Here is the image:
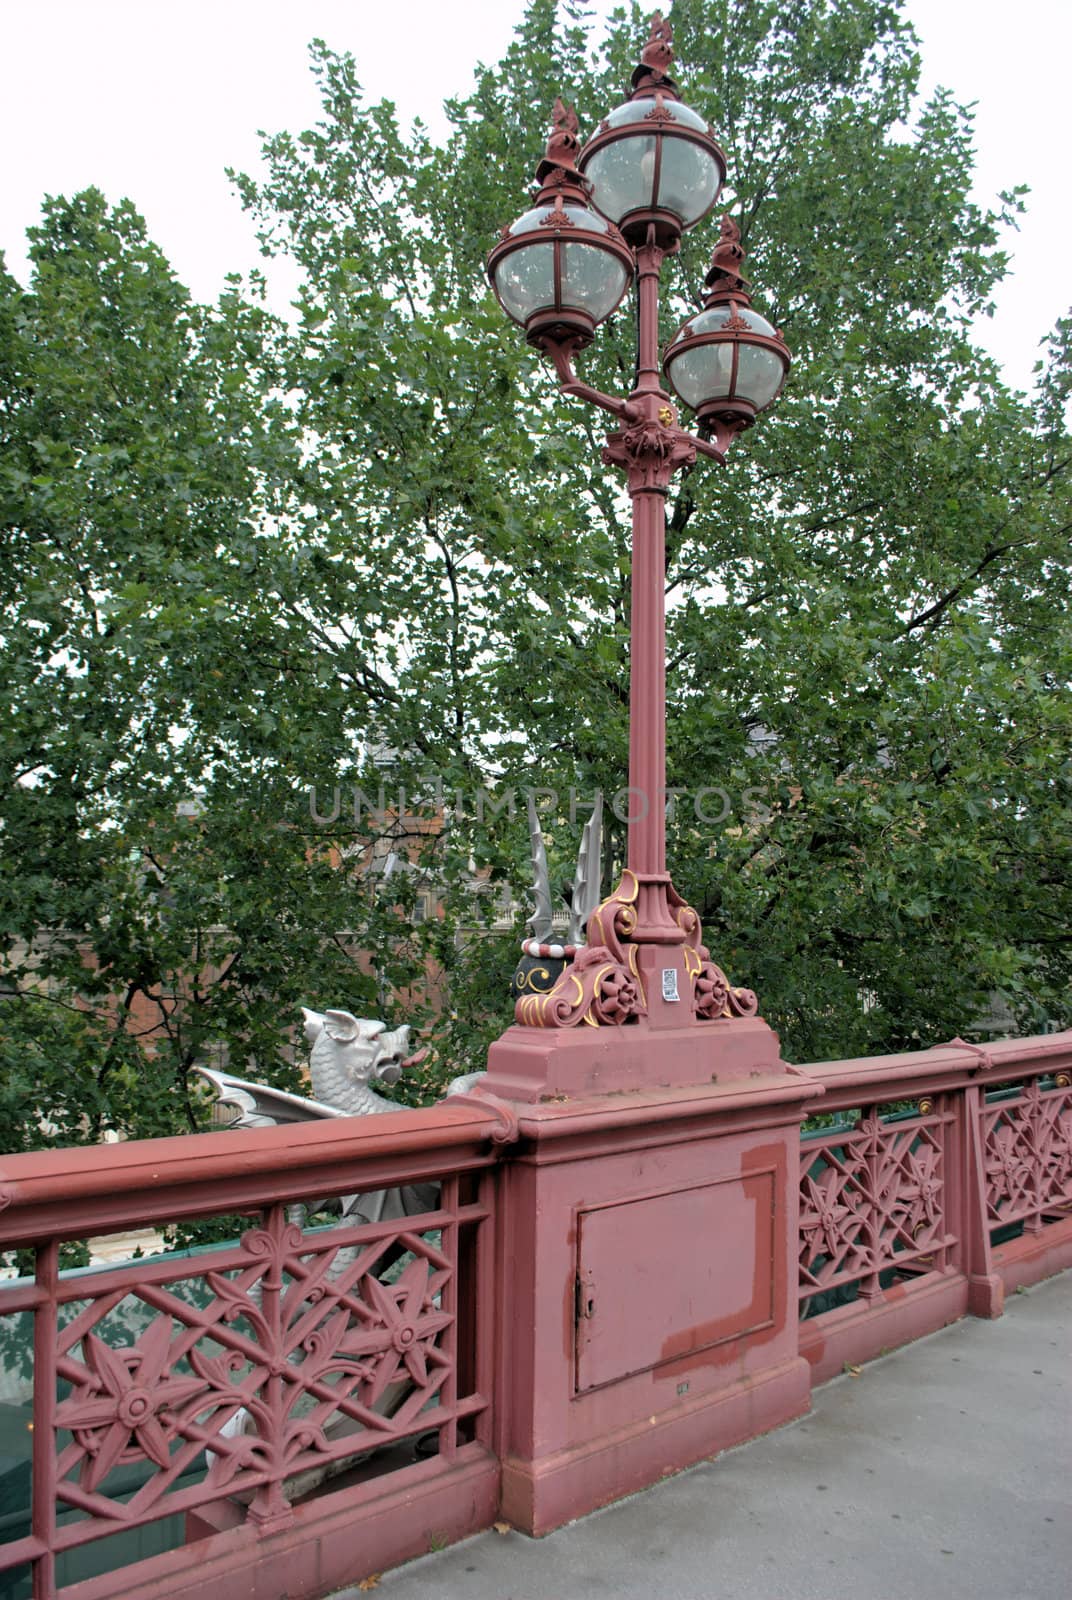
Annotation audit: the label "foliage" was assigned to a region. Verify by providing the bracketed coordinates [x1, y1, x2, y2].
[0, 0, 1068, 1150]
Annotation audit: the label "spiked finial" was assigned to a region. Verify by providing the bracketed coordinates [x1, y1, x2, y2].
[631, 10, 678, 93]
[535, 98, 585, 187]
[524, 794, 555, 942]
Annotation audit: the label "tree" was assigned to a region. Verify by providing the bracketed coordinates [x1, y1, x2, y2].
[1, 1, 1068, 1151]
[0, 191, 446, 1150]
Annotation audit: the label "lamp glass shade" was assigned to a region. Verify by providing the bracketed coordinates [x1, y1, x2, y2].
[735, 343, 787, 411]
[665, 305, 786, 412]
[561, 244, 629, 323]
[491, 203, 628, 328]
[494, 244, 555, 323]
[582, 99, 721, 229]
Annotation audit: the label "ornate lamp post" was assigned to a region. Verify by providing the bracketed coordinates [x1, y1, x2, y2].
[485, 13, 791, 1095]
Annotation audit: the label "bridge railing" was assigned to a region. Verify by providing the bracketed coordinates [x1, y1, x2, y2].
[797, 1033, 1072, 1381]
[1, 1033, 1069, 1598]
[0, 1095, 516, 1600]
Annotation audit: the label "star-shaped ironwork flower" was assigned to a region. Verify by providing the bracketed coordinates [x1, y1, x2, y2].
[332, 1258, 452, 1406]
[986, 1126, 1030, 1203]
[57, 1317, 205, 1492]
[801, 1168, 857, 1260]
[899, 1143, 942, 1229]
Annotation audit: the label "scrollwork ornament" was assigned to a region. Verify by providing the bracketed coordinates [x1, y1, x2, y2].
[585, 870, 640, 967]
[603, 420, 697, 493]
[445, 1089, 521, 1145]
[667, 883, 759, 1020]
[515, 942, 642, 1029]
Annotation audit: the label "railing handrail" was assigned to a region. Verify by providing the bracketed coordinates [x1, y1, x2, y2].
[0, 1093, 518, 1247]
[797, 1029, 1072, 1106]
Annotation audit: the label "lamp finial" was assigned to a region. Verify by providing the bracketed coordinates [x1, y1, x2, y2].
[631, 11, 678, 94]
[535, 99, 585, 188]
[704, 216, 752, 297]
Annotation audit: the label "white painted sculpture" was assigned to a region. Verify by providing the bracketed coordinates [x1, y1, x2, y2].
[195, 1007, 483, 1224]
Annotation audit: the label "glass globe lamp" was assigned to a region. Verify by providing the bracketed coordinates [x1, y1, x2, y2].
[488, 101, 634, 350]
[577, 17, 725, 246]
[664, 218, 791, 430]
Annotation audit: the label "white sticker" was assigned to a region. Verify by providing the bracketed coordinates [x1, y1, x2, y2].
[661, 967, 680, 1002]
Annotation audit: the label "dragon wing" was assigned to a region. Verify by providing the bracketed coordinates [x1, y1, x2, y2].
[567, 792, 604, 945]
[195, 1066, 346, 1130]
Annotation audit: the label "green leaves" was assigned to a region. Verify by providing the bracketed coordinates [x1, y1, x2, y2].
[1, 2, 1069, 1151]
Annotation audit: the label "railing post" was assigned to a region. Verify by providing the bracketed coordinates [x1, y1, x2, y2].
[958, 1082, 1002, 1319]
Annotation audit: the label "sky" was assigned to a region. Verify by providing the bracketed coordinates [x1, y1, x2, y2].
[1, 0, 1068, 394]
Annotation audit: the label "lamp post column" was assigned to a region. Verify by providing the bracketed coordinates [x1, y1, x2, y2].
[604, 239, 695, 942]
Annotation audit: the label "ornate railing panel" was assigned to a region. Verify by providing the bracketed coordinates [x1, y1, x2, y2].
[982, 1074, 1072, 1240]
[0, 1100, 512, 1600]
[798, 1035, 1072, 1350]
[799, 1099, 953, 1318]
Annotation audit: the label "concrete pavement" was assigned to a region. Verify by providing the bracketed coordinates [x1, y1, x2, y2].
[335, 1271, 1071, 1600]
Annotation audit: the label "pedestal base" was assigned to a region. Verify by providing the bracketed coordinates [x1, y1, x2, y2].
[484, 1014, 786, 1102]
[501, 1354, 811, 1536]
[491, 1069, 823, 1539]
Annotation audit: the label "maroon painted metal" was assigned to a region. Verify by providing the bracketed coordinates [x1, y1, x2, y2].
[664, 217, 791, 430]
[0, 1032, 1068, 1591]
[0, 1096, 516, 1247]
[0, 1104, 514, 1600]
[485, 16, 792, 1094]
[799, 1099, 955, 1313]
[794, 1031, 1072, 1382]
[980, 1071, 1072, 1235]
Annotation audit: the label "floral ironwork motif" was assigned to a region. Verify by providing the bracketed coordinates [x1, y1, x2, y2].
[799, 1101, 949, 1314]
[56, 1318, 204, 1492]
[981, 1076, 1072, 1235]
[48, 1195, 479, 1536]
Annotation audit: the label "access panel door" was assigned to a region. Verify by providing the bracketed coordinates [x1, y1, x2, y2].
[575, 1170, 776, 1393]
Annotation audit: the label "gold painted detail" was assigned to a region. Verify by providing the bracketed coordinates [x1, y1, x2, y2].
[668, 883, 760, 1021]
[627, 940, 647, 1011]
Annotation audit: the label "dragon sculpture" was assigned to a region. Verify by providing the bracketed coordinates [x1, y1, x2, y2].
[196, 1008, 466, 1223]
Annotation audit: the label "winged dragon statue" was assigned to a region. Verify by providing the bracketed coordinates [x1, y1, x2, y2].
[196, 1008, 480, 1224]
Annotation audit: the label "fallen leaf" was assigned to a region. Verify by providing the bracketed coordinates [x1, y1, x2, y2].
[357, 1578, 381, 1591]
[493, 1522, 512, 1535]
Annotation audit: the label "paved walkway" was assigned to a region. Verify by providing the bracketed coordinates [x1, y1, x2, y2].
[337, 1272, 1071, 1600]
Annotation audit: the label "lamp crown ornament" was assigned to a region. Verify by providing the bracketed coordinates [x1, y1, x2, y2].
[632, 10, 678, 95]
[535, 98, 583, 186]
[706, 215, 750, 295]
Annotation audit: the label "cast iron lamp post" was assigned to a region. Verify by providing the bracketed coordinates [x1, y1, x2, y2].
[486, 12, 791, 1041]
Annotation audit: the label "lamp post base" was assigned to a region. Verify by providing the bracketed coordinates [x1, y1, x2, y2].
[483, 1009, 787, 1103]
